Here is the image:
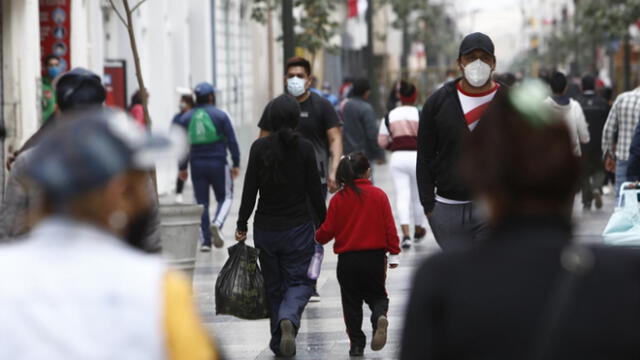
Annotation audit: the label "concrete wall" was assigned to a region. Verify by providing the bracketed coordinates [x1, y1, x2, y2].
[2, 0, 41, 151]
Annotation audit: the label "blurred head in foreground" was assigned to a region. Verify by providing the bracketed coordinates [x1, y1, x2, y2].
[25, 109, 173, 249]
[461, 80, 580, 224]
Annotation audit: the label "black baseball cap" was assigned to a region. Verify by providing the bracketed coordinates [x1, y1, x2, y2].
[459, 32, 495, 57]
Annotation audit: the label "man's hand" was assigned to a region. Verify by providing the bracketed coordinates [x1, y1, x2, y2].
[389, 263, 399, 269]
[178, 170, 189, 181]
[604, 153, 616, 172]
[231, 167, 240, 180]
[328, 175, 339, 194]
[375, 157, 386, 166]
[425, 212, 432, 218]
[235, 230, 247, 242]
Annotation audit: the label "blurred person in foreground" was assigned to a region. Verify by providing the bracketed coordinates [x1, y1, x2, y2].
[417, 32, 506, 251]
[602, 81, 640, 198]
[236, 94, 326, 357]
[0, 110, 219, 359]
[401, 80, 640, 360]
[0, 69, 161, 251]
[575, 75, 610, 210]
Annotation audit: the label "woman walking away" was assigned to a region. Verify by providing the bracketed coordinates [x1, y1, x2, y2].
[316, 152, 401, 357]
[401, 81, 640, 360]
[378, 81, 427, 249]
[235, 94, 326, 358]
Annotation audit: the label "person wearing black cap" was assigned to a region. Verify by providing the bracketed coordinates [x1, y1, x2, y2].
[0, 68, 113, 242]
[416, 32, 507, 251]
[0, 109, 220, 359]
[175, 82, 241, 251]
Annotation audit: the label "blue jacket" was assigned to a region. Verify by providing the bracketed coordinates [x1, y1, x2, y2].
[174, 104, 240, 169]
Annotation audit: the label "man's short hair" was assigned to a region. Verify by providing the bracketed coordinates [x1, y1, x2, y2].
[285, 56, 312, 76]
[549, 71, 567, 94]
[581, 75, 596, 91]
[351, 78, 370, 97]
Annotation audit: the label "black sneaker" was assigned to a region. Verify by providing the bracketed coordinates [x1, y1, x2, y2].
[401, 236, 412, 249]
[594, 192, 603, 209]
[349, 345, 364, 357]
[414, 226, 427, 242]
[371, 316, 388, 351]
[279, 320, 296, 357]
[309, 288, 321, 303]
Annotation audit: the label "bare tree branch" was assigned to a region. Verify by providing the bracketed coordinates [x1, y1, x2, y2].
[108, 0, 128, 27]
[131, 0, 151, 13]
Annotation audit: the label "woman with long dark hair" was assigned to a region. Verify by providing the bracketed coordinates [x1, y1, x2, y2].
[235, 94, 326, 358]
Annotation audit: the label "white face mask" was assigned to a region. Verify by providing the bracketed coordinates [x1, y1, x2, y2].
[287, 77, 307, 97]
[463, 59, 492, 88]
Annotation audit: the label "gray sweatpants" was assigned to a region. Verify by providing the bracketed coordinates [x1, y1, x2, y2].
[427, 201, 488, 251]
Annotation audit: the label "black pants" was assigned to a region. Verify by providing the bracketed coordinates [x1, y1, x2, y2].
[581, 153, 606, 206]
[337, 249, 389, 348]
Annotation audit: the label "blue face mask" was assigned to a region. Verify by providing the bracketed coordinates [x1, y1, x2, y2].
[47, 66, 61, 79]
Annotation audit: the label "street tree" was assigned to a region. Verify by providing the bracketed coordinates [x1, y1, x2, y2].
[251, 0, 341, 66]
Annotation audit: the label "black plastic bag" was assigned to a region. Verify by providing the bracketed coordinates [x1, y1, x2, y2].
[215, 242, 269, 320]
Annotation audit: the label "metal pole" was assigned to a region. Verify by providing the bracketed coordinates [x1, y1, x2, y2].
[282, 0, 294, 64]
[365, 0, 380, 115]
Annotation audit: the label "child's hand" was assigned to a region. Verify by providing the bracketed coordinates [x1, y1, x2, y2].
[388, 254, 399, 269]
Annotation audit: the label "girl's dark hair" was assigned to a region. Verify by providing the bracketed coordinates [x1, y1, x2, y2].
[336, 152, 370, 196]
[460, 89, 580, 222]
[261, 94, 301, 183]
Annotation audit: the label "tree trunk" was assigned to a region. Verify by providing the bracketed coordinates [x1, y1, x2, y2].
[400, 20, 410, 80]
[122, 0, 151, 128]
[365, 0, 380, 115]
[282, 0, 295, 64]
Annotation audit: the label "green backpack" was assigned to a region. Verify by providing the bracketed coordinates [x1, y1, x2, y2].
[188, 108, 223, 145]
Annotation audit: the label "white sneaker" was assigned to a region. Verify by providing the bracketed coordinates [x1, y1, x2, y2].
[401, 236, 412, 249]
[211, 225, 225, 248]
[200, 245, 211, 252]
[175, 194, 184, 204]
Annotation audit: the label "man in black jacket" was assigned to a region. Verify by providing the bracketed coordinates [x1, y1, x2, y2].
[417, 32, 507, 250]
[575, 75, 610, 210]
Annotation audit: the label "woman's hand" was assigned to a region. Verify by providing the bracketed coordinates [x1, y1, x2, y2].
[235, 230, 247, 242]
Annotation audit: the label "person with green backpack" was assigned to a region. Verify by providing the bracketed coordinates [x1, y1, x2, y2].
[175, 82, 240, 251]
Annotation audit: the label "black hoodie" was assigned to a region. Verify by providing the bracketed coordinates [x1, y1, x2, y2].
[417, 79, 507, 213]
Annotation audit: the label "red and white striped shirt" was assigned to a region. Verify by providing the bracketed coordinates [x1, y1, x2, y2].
[457, 82, 499, 131]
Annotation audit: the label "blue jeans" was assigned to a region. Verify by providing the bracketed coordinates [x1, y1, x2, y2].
[615, 159, 630, 200]
[254, 222, 316, 355]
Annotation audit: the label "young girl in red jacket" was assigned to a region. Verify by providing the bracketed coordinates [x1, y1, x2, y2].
[316, 152, 401, 357]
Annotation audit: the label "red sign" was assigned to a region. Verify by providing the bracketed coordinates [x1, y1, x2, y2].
[39, 0, 72, 72]
[104, 60, 128, 109]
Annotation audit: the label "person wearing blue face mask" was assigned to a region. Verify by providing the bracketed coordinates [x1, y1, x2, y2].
[42, 54, 62, 123]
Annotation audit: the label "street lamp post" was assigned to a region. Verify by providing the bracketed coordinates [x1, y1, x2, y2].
[365, 0, 380, 114]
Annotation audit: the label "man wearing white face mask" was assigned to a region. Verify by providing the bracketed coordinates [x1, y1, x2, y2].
[417, 32, 507, 251]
